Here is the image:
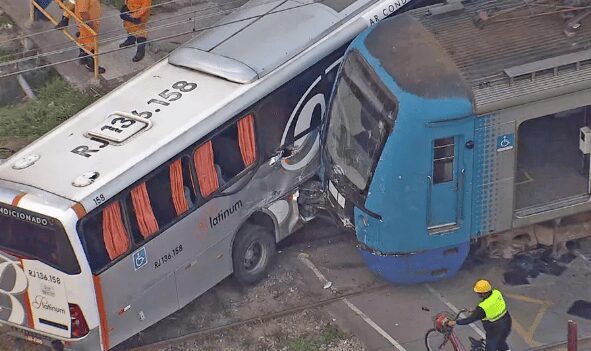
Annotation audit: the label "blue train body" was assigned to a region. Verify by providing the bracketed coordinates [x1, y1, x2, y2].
[323, 0, 591, 284]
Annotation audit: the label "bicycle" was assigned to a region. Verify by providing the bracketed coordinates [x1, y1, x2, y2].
[425, 310, 486, 351]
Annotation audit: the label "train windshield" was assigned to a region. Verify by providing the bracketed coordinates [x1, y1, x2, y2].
[0, 206, 79, 274]
[325, 49, 396, 196]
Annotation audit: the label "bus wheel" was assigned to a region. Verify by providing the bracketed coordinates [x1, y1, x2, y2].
[232, 224, 276, 285]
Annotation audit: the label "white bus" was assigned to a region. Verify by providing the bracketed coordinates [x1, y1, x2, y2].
[0, 0, 433, 349]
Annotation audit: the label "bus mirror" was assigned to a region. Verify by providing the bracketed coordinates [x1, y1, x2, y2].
[281, 147, 293, 159]
[268, 147, 293, 166]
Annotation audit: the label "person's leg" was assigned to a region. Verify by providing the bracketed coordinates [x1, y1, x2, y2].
[55, 2, 74, 28]
[78, 27, 105, 73]
[120, 5, 137, 47]
[485, 334, 500, 351]
[132, 12, 149, 62]
[497, 317, 512, 351]
[133, 37, 146, 62]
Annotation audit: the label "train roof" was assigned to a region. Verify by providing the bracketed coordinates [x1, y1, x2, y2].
[369, 0, 591, 113]
[0, 0, 386, 210]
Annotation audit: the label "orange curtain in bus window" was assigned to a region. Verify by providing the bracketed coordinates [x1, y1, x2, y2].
[170, 159, 189, 215]
[131, 183, 160, 238]
[194, 140, 219, 198]
[102, 201, 130, 260]
[238, 114, 257, 166]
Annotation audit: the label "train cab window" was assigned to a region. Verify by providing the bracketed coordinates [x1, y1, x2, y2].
[433, 137, 454, 184]
[80, 201, 131, 272]
[125, 157, 195, 243]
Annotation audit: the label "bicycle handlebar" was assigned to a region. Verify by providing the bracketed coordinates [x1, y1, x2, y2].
[453, 309, 470, 321]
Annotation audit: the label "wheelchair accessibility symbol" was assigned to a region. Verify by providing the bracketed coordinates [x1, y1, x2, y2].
[133, 247, 147, 271]
[496, 133, 514, 152]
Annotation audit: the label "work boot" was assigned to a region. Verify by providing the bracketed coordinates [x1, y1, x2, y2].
[119, 36, 136, 48]
[82, 51, 106, 74]
[78, 49, 89, 65]
[55, 16, 69, 29]
[132, 37, 146, 62]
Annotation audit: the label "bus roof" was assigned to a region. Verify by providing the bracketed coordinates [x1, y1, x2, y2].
[0, 0, 372, 210]
[374, 0, 591, 113]
[169, 0, 351, 83]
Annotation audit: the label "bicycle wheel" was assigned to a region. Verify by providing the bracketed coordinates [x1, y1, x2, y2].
[425, 328, 456, 351]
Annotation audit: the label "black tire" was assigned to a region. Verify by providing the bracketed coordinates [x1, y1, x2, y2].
[232, 224, 276, 285]
[425, 328, 454, 351]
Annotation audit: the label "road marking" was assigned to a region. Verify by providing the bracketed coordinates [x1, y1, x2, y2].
[504, 292, 550, 347]
[504, 293, 552, 306]
[297, 253, 407, 351]
[424, 284, 486, 339]
[512, 318, 541, 347]
[342, 298, 408, 351]
[298, 252, 332, 287]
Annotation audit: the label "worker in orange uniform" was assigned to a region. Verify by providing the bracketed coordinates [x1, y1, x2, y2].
[55, 0, 76, 29]
[119, 0, 151, 62]
[75, 0, 105, 73]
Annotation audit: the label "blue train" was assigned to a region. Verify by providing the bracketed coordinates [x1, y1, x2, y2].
[322, 0, 591, 284]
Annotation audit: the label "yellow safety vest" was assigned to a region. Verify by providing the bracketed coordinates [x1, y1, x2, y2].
[478, 289, 507, 322]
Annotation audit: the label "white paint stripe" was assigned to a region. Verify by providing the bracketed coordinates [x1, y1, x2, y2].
[342, 298, 408, 351]
[297, 253, 407, 351]
[425, 284, 486, 339]
[297, 253, 331, 286]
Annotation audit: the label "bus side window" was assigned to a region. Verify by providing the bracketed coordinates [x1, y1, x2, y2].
[211, 114, 257, 183]
[125, 158, 195, 243]
[80, 201, 131, 272]
[194, 140, 219, 198]
[170, 156, 197, 210]
[433, 137, 454, 183]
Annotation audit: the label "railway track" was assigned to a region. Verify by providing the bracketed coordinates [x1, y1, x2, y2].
[129, 282, 390, 351]
[119, 214, 360, 350]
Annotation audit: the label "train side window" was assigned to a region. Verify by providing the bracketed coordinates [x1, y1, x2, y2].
[433, 137, 454, 184]
[79, 201, 131, 272]
[125, 157, 195, 243]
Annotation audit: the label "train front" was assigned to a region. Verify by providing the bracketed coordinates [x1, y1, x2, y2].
[322, 13, 476, 284]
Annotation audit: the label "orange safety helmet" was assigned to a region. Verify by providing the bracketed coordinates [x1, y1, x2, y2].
[473, 279, 492, 293]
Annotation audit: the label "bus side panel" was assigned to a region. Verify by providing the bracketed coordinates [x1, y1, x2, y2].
[98, 230, 182, 348]
[97, 44, 351, 349]
[175, 47, 352, 310]
[174, 195, 238, 308]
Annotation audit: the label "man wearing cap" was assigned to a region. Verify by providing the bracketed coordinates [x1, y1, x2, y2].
[447, 279, 512, 351]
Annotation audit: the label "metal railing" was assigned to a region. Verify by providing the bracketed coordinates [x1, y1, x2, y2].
[29, 0, 100, 78]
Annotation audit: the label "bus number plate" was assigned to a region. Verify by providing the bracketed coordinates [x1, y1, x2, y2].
[88, 114, 147, 143]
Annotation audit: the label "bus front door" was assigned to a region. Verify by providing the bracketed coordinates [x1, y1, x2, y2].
[427, 119, 474, 234]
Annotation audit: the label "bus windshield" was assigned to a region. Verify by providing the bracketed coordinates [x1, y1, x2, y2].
[325, 49, 397, 195]
[0, 206, 80, 274]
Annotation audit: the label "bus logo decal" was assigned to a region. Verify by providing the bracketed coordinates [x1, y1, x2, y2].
[280, 58, 340, 172]
[209, 200, 243, 229]
[31, 295, 66, 315]
[0, 255, 29, 325]
[133, 247, 148, 271]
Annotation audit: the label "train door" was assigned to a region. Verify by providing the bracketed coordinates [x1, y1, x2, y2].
[427, 118, 474, 233]
[516, 107, 590, 212]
